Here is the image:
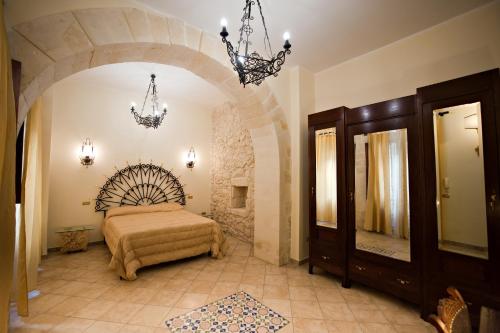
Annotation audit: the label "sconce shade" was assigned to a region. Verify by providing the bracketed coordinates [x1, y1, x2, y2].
[186, 147, 196, 169]
[80, 138, 95, 167]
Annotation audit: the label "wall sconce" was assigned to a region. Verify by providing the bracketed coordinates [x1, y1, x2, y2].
[79, 138, 95, 167]
[186, 147, 196, 169]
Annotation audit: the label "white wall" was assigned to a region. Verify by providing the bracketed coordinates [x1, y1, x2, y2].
[45, 77, 214, 248]
[315, 1, 500, 111]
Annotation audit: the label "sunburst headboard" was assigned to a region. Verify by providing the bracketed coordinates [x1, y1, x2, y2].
[95, 162, 186, 213]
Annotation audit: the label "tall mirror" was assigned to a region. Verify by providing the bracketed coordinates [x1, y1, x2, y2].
[315, 127, 337, 229]
[354, 129, 411, 262]
[433, 102, 489, 259]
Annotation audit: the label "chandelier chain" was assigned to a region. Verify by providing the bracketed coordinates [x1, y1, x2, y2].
[256, 0, 274, 58]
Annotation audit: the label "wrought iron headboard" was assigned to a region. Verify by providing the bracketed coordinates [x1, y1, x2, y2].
[95, 162, 186, 213]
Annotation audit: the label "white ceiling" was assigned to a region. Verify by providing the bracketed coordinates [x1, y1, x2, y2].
[137, 0, 493, 72]
[58, 62, 230, 109]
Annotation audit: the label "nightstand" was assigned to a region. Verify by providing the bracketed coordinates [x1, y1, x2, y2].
[55, 225, 95, 253]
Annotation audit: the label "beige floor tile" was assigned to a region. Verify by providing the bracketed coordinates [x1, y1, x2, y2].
[218, 271, 243, 283]
[127, 287, 157, 304]
[228, 255, 248, 265]
[289, 286, 317, 301]
[29, 294, 68, 315]
[162, 278, 192, 291]
[73, 300, 117, 320]
[326, 320, 363, 333]
[49, 317, 95, 333]
[211, 282, 239, 296]
[84, 321, 123, 333]
[288, 276, 313, 287]
[320, 302, 355, 321]
[266, 265, 287, 275]
[349, 303, 388, 323]
[224, 263, 246, 273]
[310, 274, 340, 289]
[263, 285, 289, 300]
[24, 314, 66, 332]
[128, 305, 170, 327]
[238, 284, 264, 299]
[54, 281, 94, 296]
[99, 285, 136, 302]
[241, 274, 265, 285]
[261, 299, 292, 317]
[392, 324, 436, 333]
[119, 324, 157, 333]
[148, 290, 183, 307]
[163, 307, 190, 320]
[196, 270, 221, 282]
[293, 318, 329, 333]
[74, 283, 112, 299]
[359, 323, 397, 333]
[315, 287, 346, 303]
[98, 302, 144, 323]
[382, 309, 424, 326]
[37, 280, 68, 294]
[175, 293, 209, 309]
[341, 288, 374, 304]
[264, 274, 288, 286]
[244, 264, 266, 275]
[173, 268, 201, 281]
[291, 300, 324, 319]
[188, 280, 217, 294]
[46, 296, 92, 316]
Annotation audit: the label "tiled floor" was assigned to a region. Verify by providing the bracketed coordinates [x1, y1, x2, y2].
[9, 236, 435, 333]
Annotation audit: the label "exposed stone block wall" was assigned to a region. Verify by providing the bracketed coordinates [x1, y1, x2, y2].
[211, 103, 255, 242]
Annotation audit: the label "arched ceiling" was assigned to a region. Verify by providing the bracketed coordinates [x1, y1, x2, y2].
[58, 62, 230, 109]
[138, 0, 494, 72]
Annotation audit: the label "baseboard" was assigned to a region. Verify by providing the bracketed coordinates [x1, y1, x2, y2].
[43, 240, 106, 258]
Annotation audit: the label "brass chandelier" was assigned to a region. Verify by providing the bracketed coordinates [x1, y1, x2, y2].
[220, 0, 292, 87]
[130, 74, 167, 129]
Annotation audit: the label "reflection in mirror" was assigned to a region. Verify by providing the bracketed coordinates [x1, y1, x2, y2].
[316, 127, 337, 229]
[354, 129, 411, 262]
[433, 102, 488, 259]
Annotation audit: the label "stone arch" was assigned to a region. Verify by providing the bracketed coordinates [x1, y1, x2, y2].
[9, 7, 291, 265]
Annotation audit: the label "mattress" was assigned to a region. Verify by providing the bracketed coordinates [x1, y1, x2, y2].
[102, 203, 226, 280]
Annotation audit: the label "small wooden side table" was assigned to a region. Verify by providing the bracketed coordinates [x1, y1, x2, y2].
[55, 225, 95, 253]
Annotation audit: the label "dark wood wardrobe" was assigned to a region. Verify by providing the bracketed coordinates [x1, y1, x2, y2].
[308, 68, 500, 320]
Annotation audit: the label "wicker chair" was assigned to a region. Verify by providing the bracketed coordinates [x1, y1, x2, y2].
[429, 287, 472, 333]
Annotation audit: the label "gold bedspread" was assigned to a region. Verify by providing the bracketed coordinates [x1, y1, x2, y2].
[102, 204, 226, 280]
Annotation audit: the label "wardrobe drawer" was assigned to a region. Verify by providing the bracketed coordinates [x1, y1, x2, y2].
[382, 270, 419, 300]
[349, 260, 383, 280]
[310, 241, 342, 274]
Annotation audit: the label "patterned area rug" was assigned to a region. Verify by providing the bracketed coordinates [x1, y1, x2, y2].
[166, 291, 289, 333]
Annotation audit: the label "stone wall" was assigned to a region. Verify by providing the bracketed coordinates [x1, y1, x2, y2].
[211, 103, 255, 243]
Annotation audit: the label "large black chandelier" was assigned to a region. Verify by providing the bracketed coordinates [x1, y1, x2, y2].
[130, 74, 167, 129]
[220, 0, 291, 87]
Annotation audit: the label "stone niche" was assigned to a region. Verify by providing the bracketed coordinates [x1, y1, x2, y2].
[211, 103, 255, 243]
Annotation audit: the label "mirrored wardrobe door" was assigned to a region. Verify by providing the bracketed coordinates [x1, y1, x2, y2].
[432, 102, 489, 259]
[353, 128, 411, 262]
[315, 127, 338, 229]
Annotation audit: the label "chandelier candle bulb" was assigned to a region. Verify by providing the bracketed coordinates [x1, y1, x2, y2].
[220, 17, 228, 27]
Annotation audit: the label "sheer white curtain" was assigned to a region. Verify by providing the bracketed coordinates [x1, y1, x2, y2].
[315, 130, 337, 226]
[0, 2, 17, 330]
[364, 129, 409, 239]
[16, 98, 43, 316]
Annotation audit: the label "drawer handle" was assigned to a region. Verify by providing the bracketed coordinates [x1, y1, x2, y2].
[355, 265, 366, 271]
[396, 278, 410, 285]
[321, 255, 331, 261]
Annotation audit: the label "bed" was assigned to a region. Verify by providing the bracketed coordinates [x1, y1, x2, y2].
[95, 163, 227, 280]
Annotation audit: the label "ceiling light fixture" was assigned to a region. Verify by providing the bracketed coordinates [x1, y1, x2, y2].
[130, 74, 167, 129]
[220, 0, 292, 87]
